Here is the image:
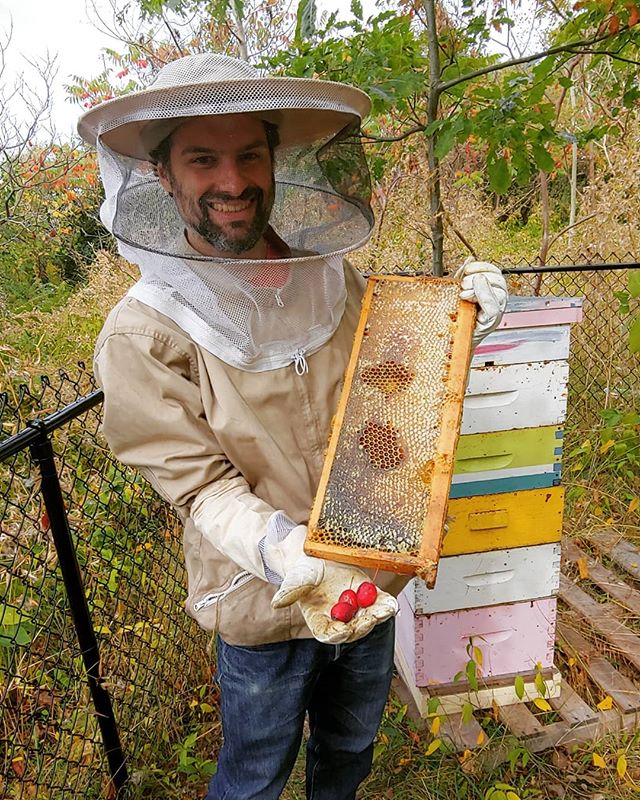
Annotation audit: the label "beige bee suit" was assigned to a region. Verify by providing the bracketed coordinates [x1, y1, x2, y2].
[94, 262, 408, 646]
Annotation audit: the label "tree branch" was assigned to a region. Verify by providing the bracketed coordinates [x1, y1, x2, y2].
[161, 11, 185, 57]
[438, 27, 632, 94]
[578, 48, 640, 65]
[547, 212, 598, 253]
[361, 124, 426, 143]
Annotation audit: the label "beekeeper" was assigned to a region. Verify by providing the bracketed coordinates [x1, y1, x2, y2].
[78, 53, 508, 800]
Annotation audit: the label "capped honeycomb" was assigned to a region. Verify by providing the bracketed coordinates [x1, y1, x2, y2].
[306, 275, 475, 584]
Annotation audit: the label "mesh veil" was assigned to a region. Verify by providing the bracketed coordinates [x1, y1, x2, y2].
[91, 54, 375, 371]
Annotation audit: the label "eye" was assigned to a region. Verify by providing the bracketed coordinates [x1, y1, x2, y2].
[192, 155, 216, 165]
[240, 150, 263, 162]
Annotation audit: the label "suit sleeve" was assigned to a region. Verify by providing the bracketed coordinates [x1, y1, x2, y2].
[94, 328, 282, 580]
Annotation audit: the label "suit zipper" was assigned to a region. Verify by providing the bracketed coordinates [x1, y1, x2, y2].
[193, 571, 254, 612]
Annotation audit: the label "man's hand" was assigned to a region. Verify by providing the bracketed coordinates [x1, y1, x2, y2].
[265, 526, 398, 645]
[454, 258, 508, 348]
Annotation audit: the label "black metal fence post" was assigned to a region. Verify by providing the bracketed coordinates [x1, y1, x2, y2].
[27, 418, 129, 797]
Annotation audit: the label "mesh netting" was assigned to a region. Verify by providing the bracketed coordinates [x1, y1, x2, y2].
[90, 55, 375, 371]
[0, 368, 213, 800]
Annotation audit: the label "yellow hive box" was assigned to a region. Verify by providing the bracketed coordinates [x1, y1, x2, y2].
[305, 275, 476, 585]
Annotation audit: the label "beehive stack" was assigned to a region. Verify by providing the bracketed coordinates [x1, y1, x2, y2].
[306, 275, 476, 582]
[394, 295, 583, 715]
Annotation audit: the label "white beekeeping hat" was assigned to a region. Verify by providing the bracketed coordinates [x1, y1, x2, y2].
[78, 52, 371, 159]
[77, 53, 375, 373]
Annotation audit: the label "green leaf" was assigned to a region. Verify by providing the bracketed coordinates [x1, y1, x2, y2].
[615, 290, 631, 314]
[629, 316, 640, 354]
[427, 697, 441, 715]
[535, 670, 547, 697]
[0, 606, 23, 627]
[558, 75, 573, 89]
[511, 147, 531, 185]
[462, 702, 474, 724]
[372, 742, 385, 762]
[532, 143, 555, 172]
[295, 0, 317, 43]
[466, 658, 479, 691]
[514, 675, 525, 700]
[487, 155, 511, 194]
[350, 0, 363, 20]
[629, 270, 640, 299]
[532, 55, 556, 82]
[434, 123, 458, 160]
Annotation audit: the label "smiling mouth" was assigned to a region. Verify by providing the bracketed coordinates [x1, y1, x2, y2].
[207, 199, 254, 213]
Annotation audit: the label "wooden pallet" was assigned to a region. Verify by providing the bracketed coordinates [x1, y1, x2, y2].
[393, 531, 640, 759]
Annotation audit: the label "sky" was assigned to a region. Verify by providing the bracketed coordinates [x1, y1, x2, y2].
[0, 0, 123, 137]
[0, 0, 375, 139]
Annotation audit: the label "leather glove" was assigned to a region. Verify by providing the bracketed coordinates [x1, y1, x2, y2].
[454, 258, 508, 348]
[266, 526, 398, 645]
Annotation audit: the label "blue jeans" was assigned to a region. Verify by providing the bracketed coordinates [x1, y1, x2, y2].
[206, 618, 395, 800]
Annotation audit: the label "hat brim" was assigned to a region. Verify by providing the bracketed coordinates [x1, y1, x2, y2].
[78, 76, 371, 160]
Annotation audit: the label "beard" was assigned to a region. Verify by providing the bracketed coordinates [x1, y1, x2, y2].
[169, 177, 275, 257]
[196, 185, 274, 255]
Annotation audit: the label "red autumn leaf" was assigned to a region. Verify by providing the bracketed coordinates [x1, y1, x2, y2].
[40, 511, 50, 531]
[609, 14, 621, 33]
[629, 4, 640, 26]
[12, 757, 25, 778]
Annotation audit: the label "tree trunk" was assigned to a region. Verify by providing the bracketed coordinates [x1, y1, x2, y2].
[231, 0, 249, 62]
[535, 169, 550, 295]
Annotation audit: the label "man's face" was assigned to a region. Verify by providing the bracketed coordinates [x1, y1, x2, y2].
[157, 114, 275, 258]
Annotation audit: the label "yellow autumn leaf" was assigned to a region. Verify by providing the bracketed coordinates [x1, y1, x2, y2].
[506, 793, 521, 800]
[605, 517, 614, 525]
[430, 716, 441, 736]
[577, 557, 589, 579]
[628, 498, 640, 515]
[476, 729, 486, 745]
[425, 739, 442, 756]
[473, 645, 484, 667]
[593, 752, 606, 768]
[594, 505, 604, 517]
[568, 657, 576, 667]
[597, 695, 614, 710]
[600, 439, 615, 454]
[533, 697, 552, 712]
[617, 754, 628, 778]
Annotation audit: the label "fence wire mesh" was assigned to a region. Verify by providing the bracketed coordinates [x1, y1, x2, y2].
[0, 368, 213, 800]
[0, 261, 638, 799]
[501, 264, 638, 430]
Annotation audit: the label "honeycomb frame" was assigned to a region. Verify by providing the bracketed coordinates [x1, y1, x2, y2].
[305, 275, 476, 586]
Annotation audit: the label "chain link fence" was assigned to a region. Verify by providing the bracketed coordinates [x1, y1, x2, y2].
[1, 369, 215, 800]
[0, 261, 638, 798]
[500, 263, 638, 430]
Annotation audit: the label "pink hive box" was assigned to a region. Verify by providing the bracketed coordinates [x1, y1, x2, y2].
[396, 592, 557, 687]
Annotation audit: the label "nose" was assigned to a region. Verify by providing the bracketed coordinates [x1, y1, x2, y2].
[213, 157, 248, 198]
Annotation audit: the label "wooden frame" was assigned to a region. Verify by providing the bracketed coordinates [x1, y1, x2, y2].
[305, 275, 476, 585]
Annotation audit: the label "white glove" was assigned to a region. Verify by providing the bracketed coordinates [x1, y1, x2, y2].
[266, 526, 398, 645]
[454, 258, 508, 348]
